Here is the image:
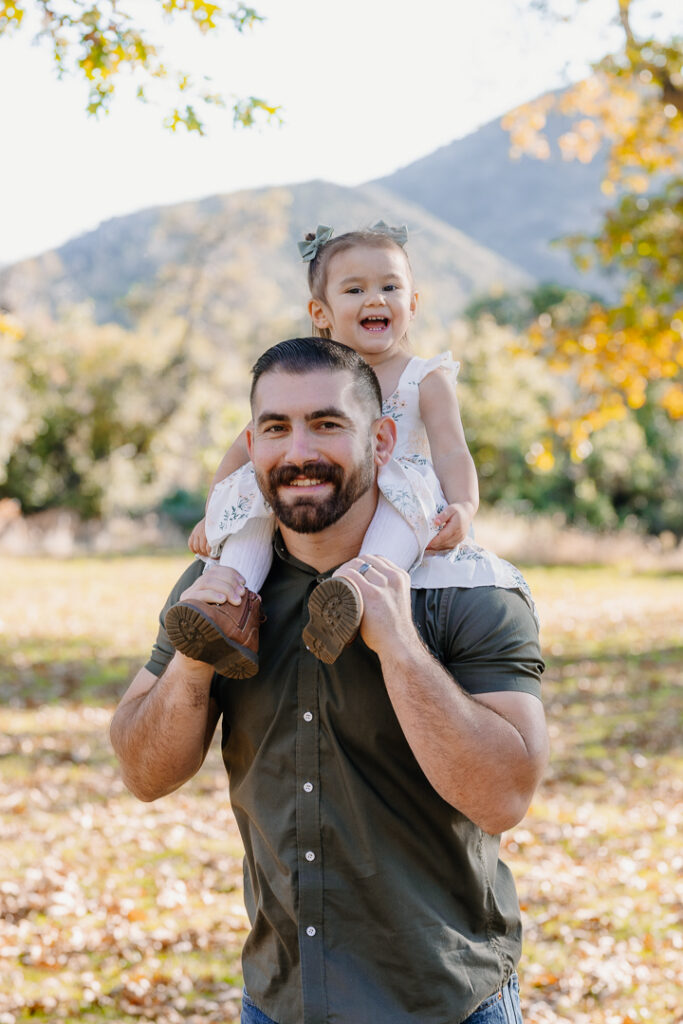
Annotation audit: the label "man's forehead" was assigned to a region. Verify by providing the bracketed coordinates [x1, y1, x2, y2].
[252, 367, 361, 416]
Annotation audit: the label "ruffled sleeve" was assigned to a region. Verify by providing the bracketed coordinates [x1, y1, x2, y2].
[407, 351, 459, 386]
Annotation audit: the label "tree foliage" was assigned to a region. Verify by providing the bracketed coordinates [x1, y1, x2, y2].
[501, 0, 683, 462]
[0, 307, 199, 517]
[2, 304, 681, 533]
[0, 0, 280, 132]
[455, 319, 683, 535]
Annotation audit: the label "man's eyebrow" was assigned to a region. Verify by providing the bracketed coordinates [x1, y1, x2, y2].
[256, 411, 290, 426]
[306, 406, 351, 422]
[256, 407, 351, 426]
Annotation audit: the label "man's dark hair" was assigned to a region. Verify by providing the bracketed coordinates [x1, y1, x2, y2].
[250, 337, 383, 418]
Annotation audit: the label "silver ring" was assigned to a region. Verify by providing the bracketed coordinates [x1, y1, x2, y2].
[357, 562, 371, 575]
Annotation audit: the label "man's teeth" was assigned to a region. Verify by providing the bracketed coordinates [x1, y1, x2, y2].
[289, 478, 323, 486]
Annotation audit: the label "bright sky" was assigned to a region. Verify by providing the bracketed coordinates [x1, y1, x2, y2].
[1, 0, 680, 265]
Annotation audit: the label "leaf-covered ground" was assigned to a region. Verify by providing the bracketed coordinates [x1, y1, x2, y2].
[0, 555, 681, 1023]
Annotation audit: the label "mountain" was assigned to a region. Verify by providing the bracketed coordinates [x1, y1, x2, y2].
[374, 105, 612, 294]
[0, 180, 531, 333]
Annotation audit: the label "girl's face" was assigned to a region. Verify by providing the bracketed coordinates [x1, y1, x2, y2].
[308, 244, 418, 363]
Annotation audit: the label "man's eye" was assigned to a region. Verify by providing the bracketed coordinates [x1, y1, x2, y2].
[263, 424, 286, 434]
[318, 421, 341, 430]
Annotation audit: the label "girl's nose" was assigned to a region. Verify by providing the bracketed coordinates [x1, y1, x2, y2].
[366, 290, 387, 306]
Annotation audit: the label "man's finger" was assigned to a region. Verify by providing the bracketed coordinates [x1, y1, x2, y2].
[348, 556, 385, 580]
[352, 554, 408, 584]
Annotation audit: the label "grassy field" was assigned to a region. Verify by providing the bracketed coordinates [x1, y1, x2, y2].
[0, 554, 681, 1023]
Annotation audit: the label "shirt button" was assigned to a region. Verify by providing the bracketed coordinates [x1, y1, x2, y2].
[303, 782, 313, 793]
[306, 925, 316, 937]
[303, 712, 313, 722]
[305, 850, 316, 862]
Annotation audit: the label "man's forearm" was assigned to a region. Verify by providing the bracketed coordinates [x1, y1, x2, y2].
[110, 656, 217, 802]
[377, 638, 547, 834]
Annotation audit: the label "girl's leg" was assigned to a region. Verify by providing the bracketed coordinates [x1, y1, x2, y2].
[351, 493, 421, 571]
[218, 515, 275, 593]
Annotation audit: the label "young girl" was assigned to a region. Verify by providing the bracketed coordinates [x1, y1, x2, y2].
[165, 223, 530, 676]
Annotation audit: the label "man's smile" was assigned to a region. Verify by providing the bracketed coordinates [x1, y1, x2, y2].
[283, 477, 330, 490]
[269, 461, 345, 497]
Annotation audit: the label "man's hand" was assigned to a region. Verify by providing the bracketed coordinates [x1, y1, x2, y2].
[181, 565, 246, 607]
[426, 502, 474, 551]
[188, 517, 211, 557]
[339, 555, 418, 658]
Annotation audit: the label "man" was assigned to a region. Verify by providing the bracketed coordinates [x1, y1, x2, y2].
[110, 337, 548, 1024]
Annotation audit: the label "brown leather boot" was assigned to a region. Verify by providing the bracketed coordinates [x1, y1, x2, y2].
[302, 577, 363, 664]
[164, 589, 263, 679]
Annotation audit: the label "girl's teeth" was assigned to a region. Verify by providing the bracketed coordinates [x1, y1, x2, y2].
[362, 317, 388, 331]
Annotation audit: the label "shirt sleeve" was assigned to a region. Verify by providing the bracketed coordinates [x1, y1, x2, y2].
[144, 559, 205, 677]
[412, 586, 544, 699]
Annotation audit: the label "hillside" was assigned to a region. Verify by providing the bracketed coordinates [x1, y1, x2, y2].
[0, 180, 531, 333]
[375, 105, 611, 294]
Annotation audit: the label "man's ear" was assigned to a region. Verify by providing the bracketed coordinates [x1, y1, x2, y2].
[308, 298, 332, 330]
[373, 415, 397, 467]
[245, 421, 254, 460]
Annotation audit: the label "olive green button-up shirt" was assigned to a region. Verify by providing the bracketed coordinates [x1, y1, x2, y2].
[147, 537, 544, 1024]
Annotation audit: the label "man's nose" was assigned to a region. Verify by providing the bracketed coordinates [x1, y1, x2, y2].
[284, 425, 317, 463]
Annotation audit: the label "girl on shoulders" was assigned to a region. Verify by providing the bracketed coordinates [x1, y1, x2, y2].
[166, 224, 483, 675]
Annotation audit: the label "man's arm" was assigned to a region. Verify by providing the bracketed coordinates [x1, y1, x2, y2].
[350, 555, 549, 834]
[110, 566, 243, 801]
[110, 658, 220, 802]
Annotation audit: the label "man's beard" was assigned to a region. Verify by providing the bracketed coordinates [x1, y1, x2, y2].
[256, 452, 375, 533]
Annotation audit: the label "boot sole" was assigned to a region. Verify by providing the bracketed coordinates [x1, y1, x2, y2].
[302, 578, 362, 664]
[165, 602, 259, 679]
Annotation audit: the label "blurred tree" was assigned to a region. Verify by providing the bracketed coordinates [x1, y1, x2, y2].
[502, 0, 682, 464]
[3, 305, 680, 534]
[0, 307, 199, 517]
[455, 319, 683, 535]
[464, 282, 598, 332]
[0, 312, 32, 474]
[0, 0, 280, 132]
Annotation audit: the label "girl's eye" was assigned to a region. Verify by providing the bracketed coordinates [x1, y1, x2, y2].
[346, 287, 362, 294]
[383, 284, 398, 292]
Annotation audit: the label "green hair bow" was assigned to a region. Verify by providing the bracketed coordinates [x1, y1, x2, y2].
[370, 220, 409, 246]
[298, 225, 334, 262]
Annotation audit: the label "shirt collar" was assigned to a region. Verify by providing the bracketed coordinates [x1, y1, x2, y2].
[272, 529, 340, 578]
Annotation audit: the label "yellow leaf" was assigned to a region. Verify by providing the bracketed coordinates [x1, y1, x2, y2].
[660, 384, 683, 419]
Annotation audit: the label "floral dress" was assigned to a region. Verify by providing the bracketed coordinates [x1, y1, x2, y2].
[204, 352, 534, 608]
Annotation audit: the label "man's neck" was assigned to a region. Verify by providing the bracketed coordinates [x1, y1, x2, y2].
[276, 486, 379, 572]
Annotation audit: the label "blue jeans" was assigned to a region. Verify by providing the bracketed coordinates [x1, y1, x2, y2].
[241, 974, 523, 1023]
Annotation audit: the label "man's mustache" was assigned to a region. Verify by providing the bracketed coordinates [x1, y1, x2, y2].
[269, 461, 344, 489]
